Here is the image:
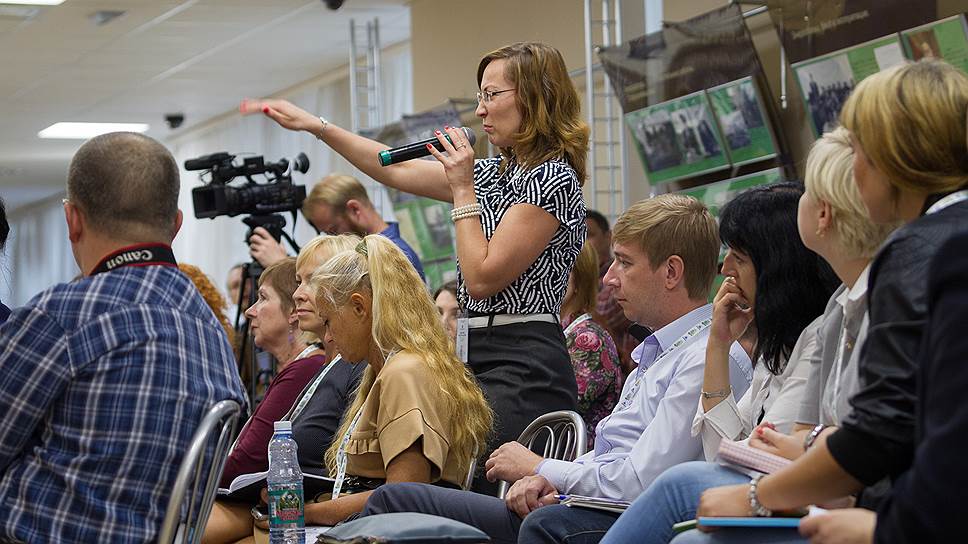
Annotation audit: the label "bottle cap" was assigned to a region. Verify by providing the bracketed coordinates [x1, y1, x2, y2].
[273, 420, 292, 432]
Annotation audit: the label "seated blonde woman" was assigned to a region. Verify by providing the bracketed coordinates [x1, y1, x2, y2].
[299, 234, 493, 526]
[204, 235, 362, 544]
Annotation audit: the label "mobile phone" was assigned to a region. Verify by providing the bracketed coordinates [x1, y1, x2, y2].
[250, 504, 269, 522]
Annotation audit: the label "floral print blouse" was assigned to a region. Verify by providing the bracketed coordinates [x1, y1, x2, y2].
[562, 313, 623, 445]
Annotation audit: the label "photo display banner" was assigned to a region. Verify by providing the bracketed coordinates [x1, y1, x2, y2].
[767, 0, 937, 65]
[625, 91, 730, 185]
[900, 14, 968, 73]
[625, 76, 780, 186]
[792, 34, 906, 137]
[706, 77, 779, 167]
[598, 4, 761, 112]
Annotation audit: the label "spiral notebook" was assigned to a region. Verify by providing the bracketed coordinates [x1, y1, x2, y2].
[717, 440, 792, 475]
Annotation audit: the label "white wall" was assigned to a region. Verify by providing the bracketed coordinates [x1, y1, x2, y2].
[1, 42, 413, 307]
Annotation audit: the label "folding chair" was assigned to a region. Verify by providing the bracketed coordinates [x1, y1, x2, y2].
[157, 399, 242, 544]
[496, 410, 587, 498]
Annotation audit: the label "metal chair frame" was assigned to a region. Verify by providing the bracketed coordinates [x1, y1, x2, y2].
[157, 399, 242, 544]
[496, 410, 587, 498]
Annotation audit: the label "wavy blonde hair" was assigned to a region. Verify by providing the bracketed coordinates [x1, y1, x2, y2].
[804, 128, 897, 258]
[478, 42, 590, 183]
[295, 234, 361, 344]
[313, 235, 492, 478]
[840, 60, 968, 196]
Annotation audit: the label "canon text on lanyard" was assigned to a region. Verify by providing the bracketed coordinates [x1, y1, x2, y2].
[90, 243, 178, 276]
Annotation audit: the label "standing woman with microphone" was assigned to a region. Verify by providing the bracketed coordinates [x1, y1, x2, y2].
[243, 42, 588, 490]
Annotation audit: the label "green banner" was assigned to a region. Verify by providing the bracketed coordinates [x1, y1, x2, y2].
[793, 34, 905, 137]
[901, 14, 968, 74]
[678, 168, 783, 220]
[706, 78, 777, 166]
[626, 91, 730, 185]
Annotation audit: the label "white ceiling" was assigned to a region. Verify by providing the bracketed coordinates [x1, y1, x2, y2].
[0, 0, 410, 212]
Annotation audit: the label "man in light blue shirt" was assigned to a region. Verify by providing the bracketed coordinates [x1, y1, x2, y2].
[359, 195, 753, 544]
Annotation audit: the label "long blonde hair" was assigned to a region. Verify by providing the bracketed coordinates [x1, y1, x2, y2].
[313, 235, 493, 477]
[478, 42, 590, 183]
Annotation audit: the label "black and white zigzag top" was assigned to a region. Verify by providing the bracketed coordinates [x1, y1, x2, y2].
[458, 156, 586, 315]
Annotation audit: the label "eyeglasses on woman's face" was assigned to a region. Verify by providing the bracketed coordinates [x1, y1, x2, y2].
[476, 88, 516, 104]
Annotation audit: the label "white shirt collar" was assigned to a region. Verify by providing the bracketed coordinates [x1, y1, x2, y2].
[651, 303, 714, 351]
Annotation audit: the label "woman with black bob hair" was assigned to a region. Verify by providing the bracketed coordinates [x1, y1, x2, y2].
[694, 181, 839, 458]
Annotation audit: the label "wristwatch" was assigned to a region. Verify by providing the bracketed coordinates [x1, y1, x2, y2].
[803, 424, 827, 450]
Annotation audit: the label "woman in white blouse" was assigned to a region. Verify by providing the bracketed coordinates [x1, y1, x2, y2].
[695, 182, 839, 459]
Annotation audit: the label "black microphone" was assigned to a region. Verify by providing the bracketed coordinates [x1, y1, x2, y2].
[378, 127, 477, 166]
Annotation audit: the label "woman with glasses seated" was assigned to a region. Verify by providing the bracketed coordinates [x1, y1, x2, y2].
[242, 41, 589, 492]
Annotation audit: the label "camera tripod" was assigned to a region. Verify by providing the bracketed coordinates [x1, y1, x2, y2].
[233, 214, 301, 405]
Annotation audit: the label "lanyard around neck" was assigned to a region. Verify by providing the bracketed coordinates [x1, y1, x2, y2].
[89, 243, 177, 276]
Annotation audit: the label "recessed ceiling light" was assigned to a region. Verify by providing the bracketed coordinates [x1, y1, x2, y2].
[0, 1, 65, 5]
[38, 122, 150, 139]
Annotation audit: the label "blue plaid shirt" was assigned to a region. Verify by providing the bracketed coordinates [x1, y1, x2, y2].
[0, 264, 246, 543]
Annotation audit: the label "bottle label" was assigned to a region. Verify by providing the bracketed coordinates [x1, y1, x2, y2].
[268, 485, 305, 527]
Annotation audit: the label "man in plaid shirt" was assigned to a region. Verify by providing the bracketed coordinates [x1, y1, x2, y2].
[0, 132, 246, 542]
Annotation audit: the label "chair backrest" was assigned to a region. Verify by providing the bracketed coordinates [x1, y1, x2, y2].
[496, 410, 587, 498]
[157, 399, 242, 544]
[462, 448, 479, 491]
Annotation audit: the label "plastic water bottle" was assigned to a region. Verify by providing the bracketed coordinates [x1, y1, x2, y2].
[267, 420, 305, 544]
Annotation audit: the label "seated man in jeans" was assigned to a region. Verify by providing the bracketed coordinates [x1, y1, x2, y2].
[360, 195, 754, 544]
[0, 132, 246, 542]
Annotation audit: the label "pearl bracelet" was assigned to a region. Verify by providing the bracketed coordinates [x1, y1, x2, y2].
[450, 204, 482, 222]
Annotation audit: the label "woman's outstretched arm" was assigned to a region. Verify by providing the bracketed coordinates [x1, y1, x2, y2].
[241, 98, 454, 202]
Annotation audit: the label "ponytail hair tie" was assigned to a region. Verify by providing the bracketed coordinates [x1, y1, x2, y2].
[355, 240, 368, 257]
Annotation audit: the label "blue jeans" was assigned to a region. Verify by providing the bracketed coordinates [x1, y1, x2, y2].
[518, 504, 620, 543]
[600, 462, 748, 544]
[671, 528, 805, 544]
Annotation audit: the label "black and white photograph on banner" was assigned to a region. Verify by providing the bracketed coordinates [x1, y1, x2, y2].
[627, 90, 728, 184]
[629, 108, 682, 173]
[670, 104, 722, 165]
[717, 80, 764, 149]
[795, 54, 855, 136]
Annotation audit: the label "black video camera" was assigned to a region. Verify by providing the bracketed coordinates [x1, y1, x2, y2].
[186, 152, 310, 219]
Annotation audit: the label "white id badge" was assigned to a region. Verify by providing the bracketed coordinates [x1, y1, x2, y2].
[456, 309, 469, 363]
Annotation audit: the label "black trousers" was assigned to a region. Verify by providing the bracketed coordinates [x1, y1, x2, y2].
[467, 319, 578, 494]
